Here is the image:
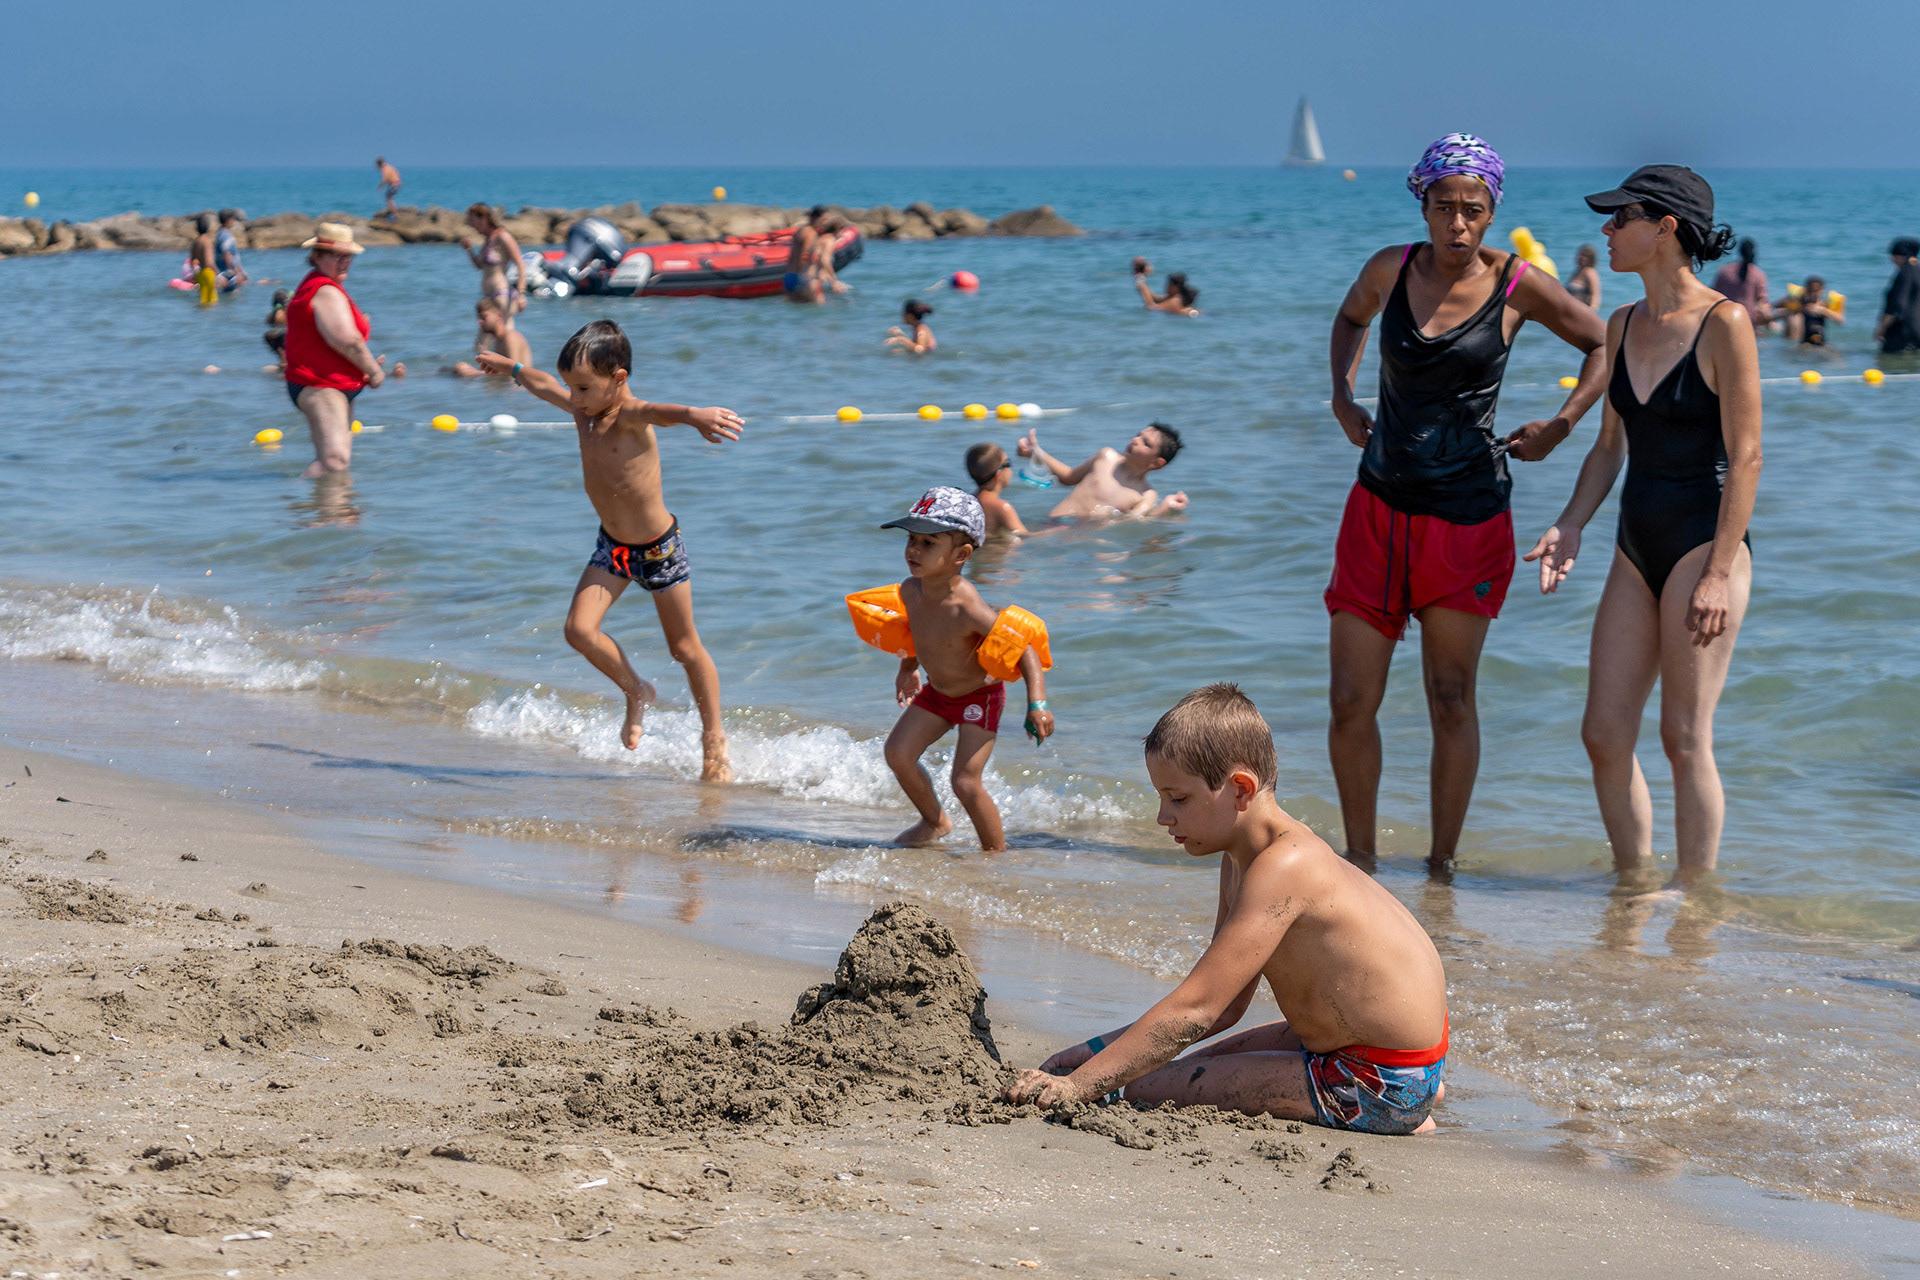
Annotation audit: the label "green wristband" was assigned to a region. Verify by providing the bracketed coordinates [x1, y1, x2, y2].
[1085, 1035, 1104, 1053]
[1028, 699, 1049, 710]
[511, 362, 524, 381]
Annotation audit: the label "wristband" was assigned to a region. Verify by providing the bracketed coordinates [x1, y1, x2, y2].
[1085, 1035, 1104, 1053]
[1028, 699, 1049, 710]
[510, 362, 523, 382]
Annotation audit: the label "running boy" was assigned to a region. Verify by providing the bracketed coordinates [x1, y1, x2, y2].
[1007, 684, 1449, 1135]
[477, 320, 742, 781]
[1017, 422, 1188, 520]
[966, 442, 1028, 537]
[877, 486, 1054, 850]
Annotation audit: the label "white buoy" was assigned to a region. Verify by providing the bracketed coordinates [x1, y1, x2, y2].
[489, 413, 519, 430]
[1018, 402, 1043, 418]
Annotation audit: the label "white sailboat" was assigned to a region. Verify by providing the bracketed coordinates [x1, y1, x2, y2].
[1285, 96, 1325, 167]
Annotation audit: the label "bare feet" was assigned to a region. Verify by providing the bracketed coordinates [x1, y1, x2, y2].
[700, 733, 733, 783]
[620, 681, 657, 750]
[894, 814, 953, 847]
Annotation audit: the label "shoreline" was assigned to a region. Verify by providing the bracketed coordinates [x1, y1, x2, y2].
[0, 741, 1901, 1277]
[0, 201, 1082, 259]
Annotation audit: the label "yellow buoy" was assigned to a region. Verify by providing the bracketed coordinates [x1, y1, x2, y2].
[1341, 169, 1357, 182]
[253, 428, 283, 446]
[431, 413, 461, 432]
[962, 403, 988, 419]
[995, 403, 1020, 420]
[1558, 375, 1578, 390]
[836, 405, 862, 423]
[918, 404, 943, 421]
[711, 186, 727, 201]
[1800, 370, 1822, 385]
[350, 419, 363, 433]
[1863, 368, 1885, 385]
[23, 191, 39, 208]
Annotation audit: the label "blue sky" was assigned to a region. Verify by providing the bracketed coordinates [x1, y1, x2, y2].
[5, 0, 1909, 167]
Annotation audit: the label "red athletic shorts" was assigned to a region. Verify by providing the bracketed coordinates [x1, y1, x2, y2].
[1324, 483, 1515, 640]
[911, 681, 1005, 733]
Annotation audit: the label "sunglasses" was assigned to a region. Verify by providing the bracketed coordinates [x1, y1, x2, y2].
[1605, 206, 1657, 232]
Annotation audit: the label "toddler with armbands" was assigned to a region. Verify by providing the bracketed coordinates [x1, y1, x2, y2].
[849, 486, 1055, 851]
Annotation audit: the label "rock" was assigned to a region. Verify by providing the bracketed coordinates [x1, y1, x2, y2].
[937, 208, 990, 237]
[989, 205, 1083, 237]
[43, 221, 76, 252]
[0, 219, 37, 254]
[648, 204, 721, 242]
[892, 207, 938, 241]
[704, 204, 793, 238]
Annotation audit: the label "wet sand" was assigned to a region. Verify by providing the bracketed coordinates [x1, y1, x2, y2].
[0, 748, 1874, 1278]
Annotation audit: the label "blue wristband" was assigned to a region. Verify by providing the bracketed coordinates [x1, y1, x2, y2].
[1085, 1035, 1105, 1053]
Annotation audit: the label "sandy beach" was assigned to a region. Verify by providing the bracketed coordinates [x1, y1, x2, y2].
[0, 745, 1877, 1279]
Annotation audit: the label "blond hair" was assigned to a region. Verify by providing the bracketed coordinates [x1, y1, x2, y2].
[1143, 683, 1277, 791]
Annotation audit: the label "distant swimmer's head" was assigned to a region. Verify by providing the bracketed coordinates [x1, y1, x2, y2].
[557, 319, 632, 414]
[196, 212, 215, 234]
[883, 486, 987, 576]
[1167, 273, 1199, 307]
[1575, 243, 1597, 270]
[808, 204, 830, 226]
[903, 298, 934, 324]
[1143, 683, 1278, 856]
[465, 203, 502, 233]
[1890, 237, 1920, 263]
[1125, 421, 1183, 472]
[965, 441, 1010, 487]
[475, 297, 510, 335]
[270, 288, 291, 307]
[1804, 275, 1826, 297]
[1587, 165, 1735, 273]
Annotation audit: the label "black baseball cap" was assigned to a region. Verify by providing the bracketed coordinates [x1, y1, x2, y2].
[1890, 237, 1920, 258]
[1585, 165, 1715, 241]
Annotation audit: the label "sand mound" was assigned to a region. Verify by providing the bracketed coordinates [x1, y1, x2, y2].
[15, 873, 141, 924]
[507, 902, 1005, 1135]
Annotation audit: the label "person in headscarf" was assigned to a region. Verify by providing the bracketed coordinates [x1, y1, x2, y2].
[1321, 133, 1607, 874]
[1876, 236, 1920, 356]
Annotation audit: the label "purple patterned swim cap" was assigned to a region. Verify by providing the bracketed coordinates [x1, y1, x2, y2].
[1407, 134, 1505, 206]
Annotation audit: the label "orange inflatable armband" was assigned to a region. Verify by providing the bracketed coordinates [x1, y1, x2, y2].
[847, 585, 914, 657]
[975, 606, 1051, 682]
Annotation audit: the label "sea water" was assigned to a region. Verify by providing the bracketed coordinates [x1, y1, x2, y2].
[2, 164, 1918, 1217]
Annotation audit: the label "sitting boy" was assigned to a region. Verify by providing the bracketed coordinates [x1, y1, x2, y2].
[454, 297, 532, 377]
[1017, 423, 1188, 521]
[878, 486, 1054, 851]
[1007, 683, 1448, 1135]
[965, 441, 1028, 537]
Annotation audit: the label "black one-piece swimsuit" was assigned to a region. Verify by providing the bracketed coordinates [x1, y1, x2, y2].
[1611, 299, 1750, 599]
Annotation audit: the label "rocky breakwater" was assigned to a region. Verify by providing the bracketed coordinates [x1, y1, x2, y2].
[0, 201, 1081, 259]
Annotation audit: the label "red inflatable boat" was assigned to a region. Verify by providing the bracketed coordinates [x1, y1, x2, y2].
[524, 219, 863, 299]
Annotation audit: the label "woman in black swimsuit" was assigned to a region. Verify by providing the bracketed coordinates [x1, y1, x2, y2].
[1525, 166, 1762, 884]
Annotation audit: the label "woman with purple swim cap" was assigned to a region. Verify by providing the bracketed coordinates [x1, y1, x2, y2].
[1321, 132, 1608, 874]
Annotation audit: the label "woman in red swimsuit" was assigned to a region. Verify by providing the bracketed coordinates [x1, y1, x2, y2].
[284, 222, 385, 477]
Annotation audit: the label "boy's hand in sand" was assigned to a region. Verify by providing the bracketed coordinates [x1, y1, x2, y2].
[1007, 1068, 1087, 1108]
[686, 405, 744, 443]
[1038, 1041, 1096, 1075]
[1523, 523, 1581, 594]
[895, 662, 922, 707]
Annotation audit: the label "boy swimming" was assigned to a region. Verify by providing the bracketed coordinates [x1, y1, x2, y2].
[872, 487, 1054, 851]
[454, 298, 532, 377]
[1007, 684, 1449, 1135]
[1017, 422, 1188, 520]
[966, 442, 1028, 537]
[477, 321, 742, 781]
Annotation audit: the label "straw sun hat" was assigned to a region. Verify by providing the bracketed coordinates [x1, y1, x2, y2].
[300, 222, 366, 255]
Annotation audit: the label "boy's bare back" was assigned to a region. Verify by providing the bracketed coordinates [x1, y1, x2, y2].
[1227, 822, 1447, 1053]
[901, 575, 998, 695]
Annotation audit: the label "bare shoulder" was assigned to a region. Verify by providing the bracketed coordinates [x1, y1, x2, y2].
[1240, 827, 1332, 906]
[1606, 300, 1636, 338]
[613, 402, 662, 438]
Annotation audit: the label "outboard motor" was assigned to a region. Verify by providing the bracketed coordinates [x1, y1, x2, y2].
[536, 216, 626, 297]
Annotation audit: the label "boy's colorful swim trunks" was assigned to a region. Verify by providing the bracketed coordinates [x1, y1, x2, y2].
[589, 518, 691, 593]
[1302, 1021, 1447, 1136]
[911, 681, 1005, 733]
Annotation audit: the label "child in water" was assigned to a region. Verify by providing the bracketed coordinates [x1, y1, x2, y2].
[454, 298, 532, 377]
[1008, 684, 1449, 1135]
[1132, 257, 1200, 316]
[886, 299, 937, 354]
[263, 289, 290, 370]
[477, 320, 743, 781]
[966, 441, 1028, 537]
[876, 486, 1053, 850]
[1018, 422, 1188, 520]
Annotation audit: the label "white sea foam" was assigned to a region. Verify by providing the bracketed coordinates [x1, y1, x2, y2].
[464, 686, 1139, 827]
[0, 584, 322, 692]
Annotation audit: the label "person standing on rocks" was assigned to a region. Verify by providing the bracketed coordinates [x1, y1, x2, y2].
[375, 157, 402, 219]
[285, 223, 386, 477]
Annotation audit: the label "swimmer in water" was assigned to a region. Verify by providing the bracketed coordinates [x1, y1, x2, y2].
[1774, 274, 1842, 346]
[189, 213, 220, 308]
[1526, 164, 1761, 885]
[1567, 244, 1601, 311]
[782, 205, 828, 303]
[1709, 237, 1772, 326]
[966, 441, 1028, 537]
[1132, 258, 1199, 316]
[1325, 132, 1607, 874]
[1018, 423, 1188, 520]
[215, 209, 248, 292]
[464, 204, 526, 316]
[263, 288, 290, 370]
[453, 297, 532, 377]
[885, 299, 936, 354]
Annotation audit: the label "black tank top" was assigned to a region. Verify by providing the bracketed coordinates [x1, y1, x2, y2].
[1359, 246, 1521, 525]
